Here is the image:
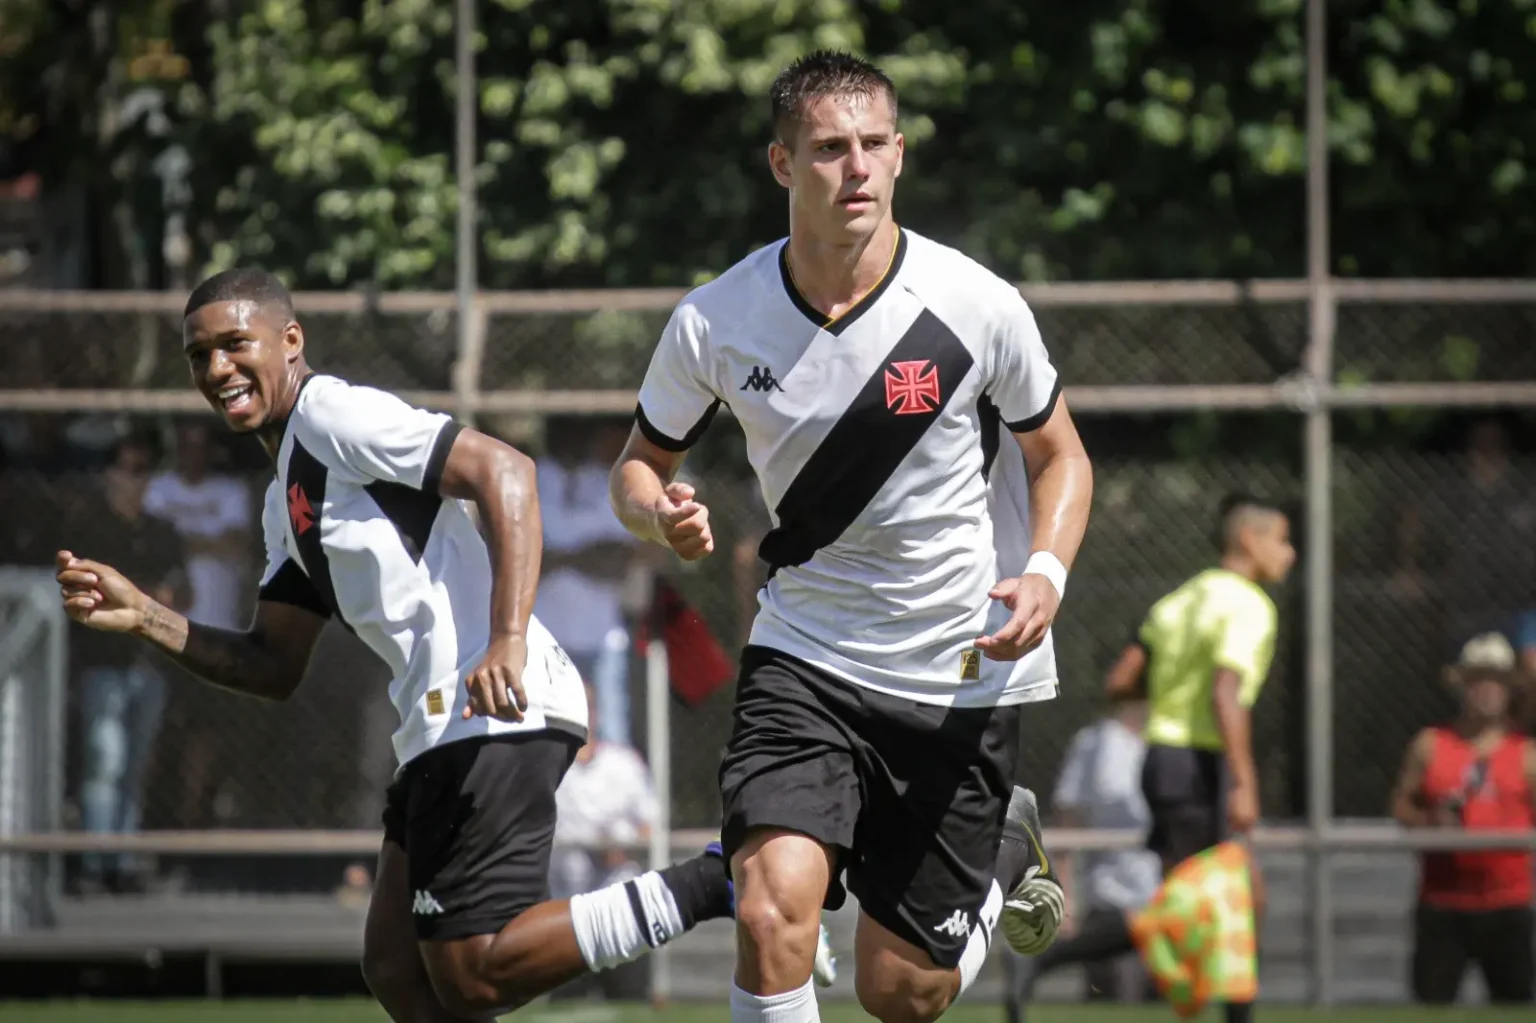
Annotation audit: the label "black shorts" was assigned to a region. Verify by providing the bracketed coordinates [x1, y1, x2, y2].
[1412, 903, 1535, 1004]
[1141, 743, 1228, 868]
[719, 645, 1022, 969]
[383, 732, 581, 941]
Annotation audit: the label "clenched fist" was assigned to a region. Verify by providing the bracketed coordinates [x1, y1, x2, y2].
[462, 634, 529, 722]
[56, 550, 150, 634]
[654, 481, 714, 561]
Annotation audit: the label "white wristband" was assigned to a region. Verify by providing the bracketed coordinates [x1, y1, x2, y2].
[1023, 551, 1067, 600]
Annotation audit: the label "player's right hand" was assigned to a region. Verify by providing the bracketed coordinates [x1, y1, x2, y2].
[55, 550, 149, 633]
[654, 482, 714, 561]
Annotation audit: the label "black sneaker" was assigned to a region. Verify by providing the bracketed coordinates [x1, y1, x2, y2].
[997, 787, 1066, 955]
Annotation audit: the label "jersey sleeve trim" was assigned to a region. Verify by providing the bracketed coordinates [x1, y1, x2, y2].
[257, 559, 333, 619]
[635, 400, 721, 452]
[421, 420, 463, 494]
[1004, 379, 1062, 433]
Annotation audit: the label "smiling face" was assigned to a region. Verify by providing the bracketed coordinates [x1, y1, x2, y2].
[182, 299, 305, 433]
[769, 90, 904, 246]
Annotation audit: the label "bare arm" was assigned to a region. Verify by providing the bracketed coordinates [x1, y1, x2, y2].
[1392, 729, 1439, 827]
[437, 428, 541, 641]
[975, 399, 1092, 659]
[1212, 668, 1256, 793]
[610, 428, 687, 546]
[137, 598, 328, 701]
[58, 544, 324, 702]
[1012, 397, 1093, 571]
[1105, 641, 1149, 703]
[1524, 739, 1536, 817]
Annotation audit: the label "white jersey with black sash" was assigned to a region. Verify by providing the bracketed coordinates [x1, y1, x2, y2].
[635, 228, 1062, 708]
[256, 374, 587, 769]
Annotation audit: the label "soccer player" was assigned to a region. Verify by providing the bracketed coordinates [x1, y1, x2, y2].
[1095, 492, 1295, 1023]
[54, 269, 744, 1021]
[610, 52, 1092, 1023]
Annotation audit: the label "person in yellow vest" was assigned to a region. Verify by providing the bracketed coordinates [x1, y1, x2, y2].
[1023, 494, 1291, 1023]
[1115, 492, 1292, 1023]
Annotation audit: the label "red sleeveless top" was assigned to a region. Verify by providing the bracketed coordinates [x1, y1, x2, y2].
[1417, 728, 1534, 910]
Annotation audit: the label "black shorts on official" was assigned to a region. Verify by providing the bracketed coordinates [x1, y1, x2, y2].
[383, 731, 582, 941]
[1140, 743, 1228, 868]
[719, 645, 1022, 969]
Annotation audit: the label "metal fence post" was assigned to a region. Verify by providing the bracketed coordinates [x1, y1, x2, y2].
[1304, 0, 1336, 1005]
[453, 298, 487, 428]
[645, 639, 673, 1005]
[453, 0, 480, 428]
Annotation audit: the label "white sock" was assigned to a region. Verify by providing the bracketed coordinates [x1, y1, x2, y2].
[731, 978, 820, 1023]
[569, 870, 687, 972]
[956, 879, 1004, 998]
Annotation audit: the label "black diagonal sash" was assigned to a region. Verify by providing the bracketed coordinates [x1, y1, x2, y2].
[759, 308, 974, 575]
[978, 394, 1002, 482]
[286, 439, 347, 627]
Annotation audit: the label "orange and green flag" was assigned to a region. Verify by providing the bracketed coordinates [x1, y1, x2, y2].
[1128, 841, 1259, 1018]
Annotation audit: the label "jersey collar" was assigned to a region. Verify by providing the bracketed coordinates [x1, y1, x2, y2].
[778, 227, 907, 337]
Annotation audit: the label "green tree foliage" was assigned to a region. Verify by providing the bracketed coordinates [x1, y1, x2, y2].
[4, 0, 1535, 287]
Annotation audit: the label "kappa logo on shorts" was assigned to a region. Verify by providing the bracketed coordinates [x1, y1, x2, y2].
[412, 890, 445, 916]
[933, 909, 970, 938]
[959, 648, 980, 681]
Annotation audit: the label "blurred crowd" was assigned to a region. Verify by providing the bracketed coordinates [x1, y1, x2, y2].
[3, 408, 1536, 1004]
[0, 411, 675, 902]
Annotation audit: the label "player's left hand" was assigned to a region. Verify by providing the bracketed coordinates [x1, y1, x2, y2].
[975, 575, 1060, 661]
[463, 634, 529, 722]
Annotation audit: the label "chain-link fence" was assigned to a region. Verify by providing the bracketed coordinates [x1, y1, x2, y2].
[1, 284, 1536, 1007]
[1, 283, 1533, 839]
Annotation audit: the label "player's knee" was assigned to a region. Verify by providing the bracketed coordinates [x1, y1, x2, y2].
[854, 962, 955, 1023]
[732, 837, 827, 959]
[734, 886, 820, 962]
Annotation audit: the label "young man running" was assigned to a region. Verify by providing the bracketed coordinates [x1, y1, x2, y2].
[56, 268, 755, 1021]
[611, 51, 1092, 1023]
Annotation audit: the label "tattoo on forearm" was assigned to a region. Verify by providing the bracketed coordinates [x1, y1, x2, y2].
[141, 603, 291, 700]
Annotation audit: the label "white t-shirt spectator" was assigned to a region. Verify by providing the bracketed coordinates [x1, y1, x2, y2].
[1054, 716, 1162, 912]
[144, 471, 252, 628]
[554, 742, 657, 849]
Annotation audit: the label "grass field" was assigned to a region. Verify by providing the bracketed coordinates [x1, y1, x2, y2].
[0, 1002, 1529, 1022]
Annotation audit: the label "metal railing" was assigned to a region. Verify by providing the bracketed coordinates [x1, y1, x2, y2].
[3, 276, 1536, 1004]
[0, 571, 67, 935]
